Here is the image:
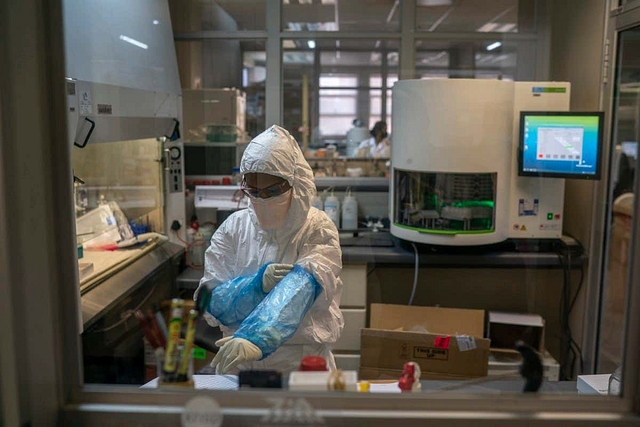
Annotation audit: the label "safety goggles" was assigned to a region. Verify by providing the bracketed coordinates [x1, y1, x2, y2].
[241, 179, 292, 199]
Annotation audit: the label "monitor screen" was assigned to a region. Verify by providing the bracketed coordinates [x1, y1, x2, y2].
[518, 112, 604, 180]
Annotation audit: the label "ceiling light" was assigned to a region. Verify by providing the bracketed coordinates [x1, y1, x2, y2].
[486, 42, 502, 51]
[152, 20, 160, 25]
[308, 40, 316, 49]
[283, 40, 296, 49]
[477, 22, 499, 32]
[417, 0, 452, 5]
[119, 35, 148, 50]
[496, 23, 517, 32]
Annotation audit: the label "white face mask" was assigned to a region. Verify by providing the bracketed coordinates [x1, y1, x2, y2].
[251, 189, 293, 230]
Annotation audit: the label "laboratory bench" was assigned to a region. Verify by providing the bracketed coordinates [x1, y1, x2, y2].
[81, 240, 184, 384]
[142, 374, 578, 394]
[175, 232, 586, 290]
[175, 233, 585, 373]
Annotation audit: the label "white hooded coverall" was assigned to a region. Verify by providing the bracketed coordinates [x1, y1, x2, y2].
[194, 125, 344, 374]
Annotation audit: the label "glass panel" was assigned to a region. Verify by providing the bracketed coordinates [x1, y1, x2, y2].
[416, 40, 518, 81]
[282, 0, 400, 32]
[283, 39, 398, 155]
[175, 40, 266, 139]
[598, 26, 640, 393]
[394, 170, 496, 234]
[73, 139, 164, 233]
[169, 0, 267, 32]
[416, 0, 536, 33]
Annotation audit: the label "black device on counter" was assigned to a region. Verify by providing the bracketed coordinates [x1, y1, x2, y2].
[239, 370, 282, 389]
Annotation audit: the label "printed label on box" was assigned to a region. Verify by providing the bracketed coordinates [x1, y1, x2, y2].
[456, 335, 477, 352]
[413, 346, 449, 361]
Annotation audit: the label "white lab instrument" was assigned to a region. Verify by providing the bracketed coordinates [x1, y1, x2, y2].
[390, 79, 570, 246]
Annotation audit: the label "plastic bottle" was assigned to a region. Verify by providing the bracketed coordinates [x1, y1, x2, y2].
[342, 188, 358, 231]
[312, 189, 324, 210]
[231, 167, 241, 185]
[324, 189, 340, 229]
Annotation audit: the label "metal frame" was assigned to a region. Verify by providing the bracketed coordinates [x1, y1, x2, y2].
[583, 2, 640, 376]
[4, 0, 640, 424]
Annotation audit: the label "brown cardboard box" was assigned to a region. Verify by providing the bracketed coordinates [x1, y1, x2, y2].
[487, 312, 545, 353]
[360, 304, 490, 380]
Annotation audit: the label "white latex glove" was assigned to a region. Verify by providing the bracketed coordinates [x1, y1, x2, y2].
[210, 337, 262, 374]
[262, 263, 294, 292]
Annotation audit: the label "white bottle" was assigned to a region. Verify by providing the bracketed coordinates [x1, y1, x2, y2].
[342, 189, 358, 230]
[312, 190, 324, 210]
[324, 190, 340, 229]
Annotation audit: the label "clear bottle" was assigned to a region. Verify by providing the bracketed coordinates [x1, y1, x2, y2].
[341, 188, 358, 230]
[231, 167, 241, 185]
[312, 189, 324, 210]
[324, 190, 340, 229]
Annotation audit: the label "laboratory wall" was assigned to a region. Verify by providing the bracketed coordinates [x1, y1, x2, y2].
[548, 0, 607, 366]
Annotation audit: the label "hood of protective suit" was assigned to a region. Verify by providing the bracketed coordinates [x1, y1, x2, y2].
[241, 125, 315, 234]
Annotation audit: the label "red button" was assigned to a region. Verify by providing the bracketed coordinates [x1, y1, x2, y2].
[299, 356, 328, 371]
[555, 214, 561, 220]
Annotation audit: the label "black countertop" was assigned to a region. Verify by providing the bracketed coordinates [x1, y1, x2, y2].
[177, 233, 585, 289]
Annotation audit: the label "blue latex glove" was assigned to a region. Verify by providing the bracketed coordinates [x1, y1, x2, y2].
[234, 265, 322, 359]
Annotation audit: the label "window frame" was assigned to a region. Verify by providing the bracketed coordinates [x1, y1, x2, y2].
[6, 0, 640, 424]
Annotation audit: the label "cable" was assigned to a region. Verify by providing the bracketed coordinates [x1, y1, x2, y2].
[173, 229, 205, 270]
[408, 243, 419, 306]
[90, 284, 158, 333]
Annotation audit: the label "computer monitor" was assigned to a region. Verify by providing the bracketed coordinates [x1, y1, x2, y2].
[518, 111, 604, 180]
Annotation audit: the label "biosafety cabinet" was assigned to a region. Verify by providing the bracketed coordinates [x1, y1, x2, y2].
[390, 79, 570, 246]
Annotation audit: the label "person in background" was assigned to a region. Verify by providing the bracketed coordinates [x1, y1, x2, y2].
[345, 119, 370, 157]
[194, 125, 344, 375]
[357, 120, 391, 158]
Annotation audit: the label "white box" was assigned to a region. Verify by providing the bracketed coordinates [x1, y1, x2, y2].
[289, 371, 358, 392]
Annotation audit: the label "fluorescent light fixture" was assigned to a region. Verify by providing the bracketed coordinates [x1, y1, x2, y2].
[119, 35, 148, 50]
[417, 0, 452, 5]
[477, 22, 499, 32]
[152, 20, 160, 25]
[486, 41, 502, 51]
[497, 23, 516, 32]
[307, 40, 316, 49]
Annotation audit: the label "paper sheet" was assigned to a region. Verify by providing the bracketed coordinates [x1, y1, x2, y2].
[369, 382, 402, 393]
[142, 375, 239, 390]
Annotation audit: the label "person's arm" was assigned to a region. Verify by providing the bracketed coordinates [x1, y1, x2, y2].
[194, 215, 269, 329]
[233, 265, 322, 358]
[233, 215, 342, 358]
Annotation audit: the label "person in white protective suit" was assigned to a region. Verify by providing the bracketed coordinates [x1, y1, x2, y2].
[194, 125, 344, 375]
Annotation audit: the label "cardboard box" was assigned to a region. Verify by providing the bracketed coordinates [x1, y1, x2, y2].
[360, 304, 490, 380]
[488, 312, 545, 352]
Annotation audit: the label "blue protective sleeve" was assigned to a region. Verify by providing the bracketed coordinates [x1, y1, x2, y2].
[234, 265, 322, 359]
[204, 264, 270, 329]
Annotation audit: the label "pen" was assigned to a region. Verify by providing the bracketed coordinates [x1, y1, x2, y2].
[146, 309, 166, 348]
[135, 310, 159, 349]
[152, 303, 168, 340]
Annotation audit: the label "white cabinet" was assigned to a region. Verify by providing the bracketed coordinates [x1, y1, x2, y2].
[333, 263, 367, 367]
